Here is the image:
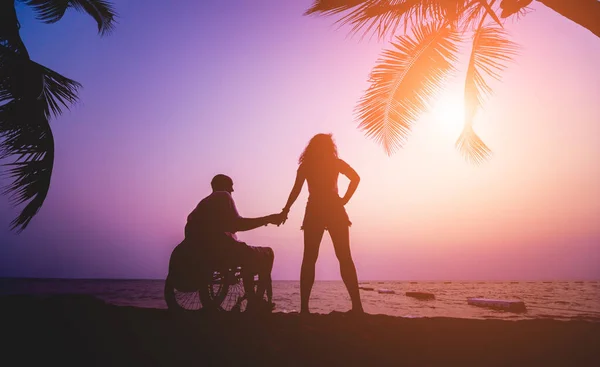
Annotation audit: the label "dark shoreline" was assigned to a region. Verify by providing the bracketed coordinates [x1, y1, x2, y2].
[3, 277, 600, 281]
[2, 294, 599, 366]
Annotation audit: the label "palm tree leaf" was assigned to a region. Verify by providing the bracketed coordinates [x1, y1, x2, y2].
[22, 0, 117, 35]
[455, 125, 491, 164]
[306, 0, 408, 40]
[37, 62, 81, 118]
[304, 0, 367, 15]
[459, 1, 486, 30]
[459, 1, 505, 40]
[356, 21, 461, 154]
[0, 52, 13, 103]
[0, 1, 106, 232]
[306, 1, 471, 39]
[458, 24, 518, 162]
[464, 25, 517, 119]
[477, 0, 503, 27]
[0, 99, 54, 232]
[0, 47, 71, 232]
[499, 0, 533, 18]
[0, 45, 80, 117]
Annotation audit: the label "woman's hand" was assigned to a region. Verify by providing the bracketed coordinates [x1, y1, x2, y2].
[265, 211, 288, 226]
[280, 208, 289, 225]
[266, 213, 284, 226]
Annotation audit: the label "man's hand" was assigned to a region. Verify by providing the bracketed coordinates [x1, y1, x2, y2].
[266, 213, 285, 226]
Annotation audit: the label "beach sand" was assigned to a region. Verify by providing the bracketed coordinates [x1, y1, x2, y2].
[1, 294, 599, 366]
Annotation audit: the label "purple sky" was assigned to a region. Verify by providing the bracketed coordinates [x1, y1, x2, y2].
[1, 1, 599, 280]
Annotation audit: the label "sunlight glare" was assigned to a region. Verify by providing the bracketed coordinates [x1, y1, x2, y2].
[431, 94, 465, 136]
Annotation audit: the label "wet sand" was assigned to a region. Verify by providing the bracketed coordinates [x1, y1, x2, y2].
[1, 294, 599, 366]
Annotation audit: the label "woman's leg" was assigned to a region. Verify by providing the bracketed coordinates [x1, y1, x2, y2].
[328, 224, 363, 313]
[301, 227, 325, 314]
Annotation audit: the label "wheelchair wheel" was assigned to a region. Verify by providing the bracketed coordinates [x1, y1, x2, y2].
[219, 269, 269, 313]
[164, 267, 252, 312]
[218, 268, 251, 312]
[164, 273, 227, 312]
[164, 241, 266, 312]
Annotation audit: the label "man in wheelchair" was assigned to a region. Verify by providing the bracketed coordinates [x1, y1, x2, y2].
[184, 174, 283, 312]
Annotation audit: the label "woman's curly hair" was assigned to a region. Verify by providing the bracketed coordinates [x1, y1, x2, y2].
[298, 133, 338, 166]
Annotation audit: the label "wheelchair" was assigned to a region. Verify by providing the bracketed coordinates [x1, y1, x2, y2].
[164, 240, 268, 313]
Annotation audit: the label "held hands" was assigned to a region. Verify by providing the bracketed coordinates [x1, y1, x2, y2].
[279, 209, 289, 226]
[266, 212, 287, 227]
[265, 208, 289, 227]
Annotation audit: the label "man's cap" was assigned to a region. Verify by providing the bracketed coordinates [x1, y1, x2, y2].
[211, 174, 233, 190]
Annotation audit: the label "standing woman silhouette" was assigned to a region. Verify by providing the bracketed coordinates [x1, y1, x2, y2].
[280, 133, 364, 314]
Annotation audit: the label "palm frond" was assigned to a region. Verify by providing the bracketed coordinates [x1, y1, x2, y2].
[305, 1, 504, 39]
[458, 24, 518, 162]
[0, 99, 54, 232]
[304, 0, 367, 15]
[1, 45, 80, 118]
[22, 0, 117, 35]
[455, 125, 491, 164]
[0, 5, 30, 60]
[477, 0, 503, 27]
[459, 1, 487, 30]
[436, 0, 470, 26]
[0, 47, 72, 232]
[1, 1, 106, 232]
[464, 25, 518, 118]
[306, 0, 410, 40]
[1, 30, 28, 105]
[306, 1, 472, 40]
[0, 1, 21, 38]
[499, 0, 532, 18]
[356, 21, 461, 154]
[37, 62, 81, 117]
[453, 1, 504, 33]
[0, 49, 14, 103]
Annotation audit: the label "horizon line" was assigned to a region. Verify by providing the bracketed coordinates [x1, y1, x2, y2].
[1, 276, 599, 282]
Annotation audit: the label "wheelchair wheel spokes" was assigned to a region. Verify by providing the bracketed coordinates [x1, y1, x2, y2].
[215, 267, 249, 312]
[164, 275, 202, 312]
[219, 275, 247, 312]
[165, 271, 225, 312]
[206, 275, 229, 308]
[219, 271, 264, 313]
[165, 264, 262, 313]
[173, 288, 202, 311]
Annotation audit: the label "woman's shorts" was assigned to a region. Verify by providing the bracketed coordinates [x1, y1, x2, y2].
[301, 196, 351, 231]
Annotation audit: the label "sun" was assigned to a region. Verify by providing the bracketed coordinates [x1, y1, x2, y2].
[431, 93, 465, 136]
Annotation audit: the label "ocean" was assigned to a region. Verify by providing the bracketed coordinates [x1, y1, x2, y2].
[1, 278, 599, 321]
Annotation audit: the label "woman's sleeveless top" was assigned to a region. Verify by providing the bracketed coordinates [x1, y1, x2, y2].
[299, 158, 355, 229]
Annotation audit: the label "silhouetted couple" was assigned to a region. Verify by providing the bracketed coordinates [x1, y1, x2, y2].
[185, 133, 363, 314]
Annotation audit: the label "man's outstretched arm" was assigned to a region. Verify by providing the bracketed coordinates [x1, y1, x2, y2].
[234, 214, 281, 232]
[218, 191, 282, 232]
